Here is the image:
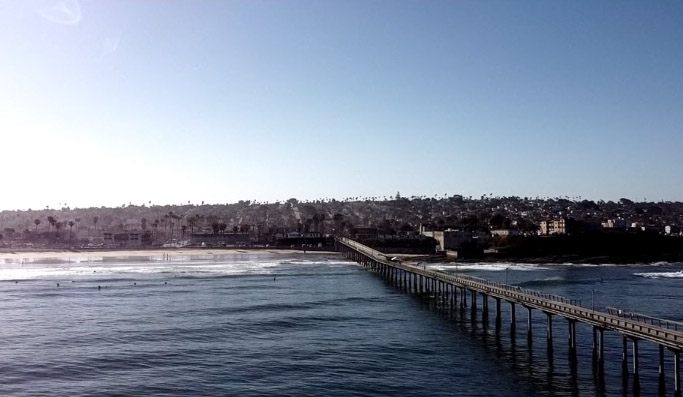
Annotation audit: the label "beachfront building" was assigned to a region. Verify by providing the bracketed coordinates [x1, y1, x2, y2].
[421, 229, 473, 251]
[353, 227, 379, 240]
[102, 231, 143, 247]
[190, 232, 251, 247]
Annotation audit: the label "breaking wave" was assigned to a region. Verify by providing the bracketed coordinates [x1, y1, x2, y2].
[430, 263, 551, 272]
[633, 271, 683, 279]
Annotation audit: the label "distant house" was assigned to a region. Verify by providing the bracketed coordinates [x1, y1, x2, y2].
[602, 219, 627, 229]
[490, 229, 520, 237]
[665, 225, 682, 235]
[539, 219, 566, 235]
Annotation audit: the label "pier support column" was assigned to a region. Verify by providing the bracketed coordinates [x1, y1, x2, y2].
[568, 320, 577, 361]
[525, 306, 533, 344]
[495, 298, 502, 328]
[546, 313, 553, 352]
[674, 350, 681, 397]
[462, 288, 467, 309]
[592, 327, 604, 376]
[633, 339, 640, 394]
[510, 302, 516, 335]
[470, 290, 477, 319]
[592, 327, 598, 365]
[598, 328, 604, 374]
[622, 336, 629, 384]
[482, 294, 488, 323]
[658, 345, 666, 396]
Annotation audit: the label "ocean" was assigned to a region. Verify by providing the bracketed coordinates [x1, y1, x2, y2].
[0, 253, 682, 396]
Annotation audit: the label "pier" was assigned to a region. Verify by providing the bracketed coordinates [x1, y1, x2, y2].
[337, 237, 683, 396]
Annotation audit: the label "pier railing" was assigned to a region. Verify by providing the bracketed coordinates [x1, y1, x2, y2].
[607, 307, 683, 332]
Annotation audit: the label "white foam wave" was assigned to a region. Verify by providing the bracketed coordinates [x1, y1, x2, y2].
[0, 259, 309, 281]
[430, 263, 551, 272]
[634, 271, 683, 279]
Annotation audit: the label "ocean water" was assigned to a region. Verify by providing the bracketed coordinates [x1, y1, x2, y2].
[0, 253, 682, 396]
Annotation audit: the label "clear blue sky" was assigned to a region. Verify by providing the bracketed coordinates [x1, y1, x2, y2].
[1, 0, 682, 210]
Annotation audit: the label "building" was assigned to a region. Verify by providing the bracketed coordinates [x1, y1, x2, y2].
[602, 219, 627, 229]
[190, 232, 251, 247]
[353, 227, 379, 240]
[490, 229, 521, 237]
[102, 231, 143, 247]
[539, 219, 567, 235]
[421, 229, 473, 251]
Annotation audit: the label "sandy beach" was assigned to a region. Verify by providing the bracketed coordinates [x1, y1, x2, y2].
[0, 248, 338, 262]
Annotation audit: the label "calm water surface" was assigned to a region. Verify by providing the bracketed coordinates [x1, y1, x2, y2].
[0, 254, 681, 396]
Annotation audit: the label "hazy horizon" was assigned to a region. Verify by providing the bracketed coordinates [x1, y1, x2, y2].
[0, 192, 678, 214]
[2, 1, 682, 211]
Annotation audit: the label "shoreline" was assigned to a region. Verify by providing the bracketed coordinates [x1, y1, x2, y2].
[460, 254, 683, 265]
[0, 247, 338, 261]
[1, 248, 680, 266]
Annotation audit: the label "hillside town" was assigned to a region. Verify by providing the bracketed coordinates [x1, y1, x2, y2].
[1, 194, 682, 258]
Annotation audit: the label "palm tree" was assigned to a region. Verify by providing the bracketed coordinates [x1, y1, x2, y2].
[318, 213, 326, 235]
[68, 221, 75, 240]
[34, 219, 41, 231]
[188, 216, 197, 234]
[164, 214, 170, 236]
[47, 216, 56, 232]
[167, 212, 175, 237]
[333, 213, 344, 236]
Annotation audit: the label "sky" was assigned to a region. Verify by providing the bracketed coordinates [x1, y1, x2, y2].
[1, 0, 682, 211]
